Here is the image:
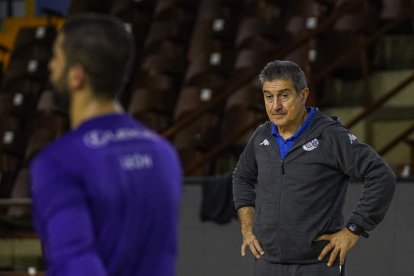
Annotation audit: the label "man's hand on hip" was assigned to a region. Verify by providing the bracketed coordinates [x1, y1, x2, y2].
[241, 232, 265, 259]
[315, 228, 359, 266]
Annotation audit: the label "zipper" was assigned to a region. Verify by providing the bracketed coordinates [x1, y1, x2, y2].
[281, 160, 285, 175]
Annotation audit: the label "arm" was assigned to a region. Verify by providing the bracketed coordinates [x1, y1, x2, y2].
[238, 206, 264, 258]
[317, 127, 396, 266]
[30, 153, 107, 276]
[233, 131, 264, 258]
[337, 128, 396, 231]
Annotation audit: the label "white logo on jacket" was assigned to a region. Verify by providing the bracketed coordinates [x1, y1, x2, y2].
[83, 128, 157, 148]
[260, 139, 270, 146]
[302, 138, 319, 151]
[348, 133, 357, 144]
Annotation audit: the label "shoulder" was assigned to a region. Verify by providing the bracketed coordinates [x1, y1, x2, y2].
[30, 131, 77, 174]
[312, 110, 351, 138]
[252, 121, 272, 140]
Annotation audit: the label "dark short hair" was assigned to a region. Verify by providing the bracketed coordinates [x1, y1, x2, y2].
[258, 60, 307, 94]
[60, 13, 135, 99]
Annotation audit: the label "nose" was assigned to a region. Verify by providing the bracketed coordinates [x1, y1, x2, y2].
[271, 97, 282, 111]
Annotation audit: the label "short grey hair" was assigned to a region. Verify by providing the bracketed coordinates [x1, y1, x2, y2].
[259, 60, 308, 94]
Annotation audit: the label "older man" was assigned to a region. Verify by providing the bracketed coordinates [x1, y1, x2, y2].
[233, 60, 395, 276]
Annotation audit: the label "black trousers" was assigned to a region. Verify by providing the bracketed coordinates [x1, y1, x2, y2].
[254, 258, 346, 276]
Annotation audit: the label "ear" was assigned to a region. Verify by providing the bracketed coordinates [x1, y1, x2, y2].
[67, 64, 86, 91]
[300, 88, 310, 104]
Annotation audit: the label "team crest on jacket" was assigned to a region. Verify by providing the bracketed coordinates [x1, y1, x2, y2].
[302, 138, 319, 151]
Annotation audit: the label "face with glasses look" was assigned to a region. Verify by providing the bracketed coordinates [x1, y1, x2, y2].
[262, 79, 309, 138]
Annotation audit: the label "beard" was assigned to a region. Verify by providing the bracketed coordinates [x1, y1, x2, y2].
[50, 65, 71, 114]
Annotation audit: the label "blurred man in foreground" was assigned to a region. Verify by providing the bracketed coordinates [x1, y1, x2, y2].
[30, 14, 182, 276]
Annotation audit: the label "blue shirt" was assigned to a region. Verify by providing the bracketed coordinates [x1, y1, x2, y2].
[30, 114, 182, 276]
[272, 107, 316, 160]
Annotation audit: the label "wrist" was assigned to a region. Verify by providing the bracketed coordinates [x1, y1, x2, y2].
[242, 228, 253, 236]
[346, 223, 369, 238]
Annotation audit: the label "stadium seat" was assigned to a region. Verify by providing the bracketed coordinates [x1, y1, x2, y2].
[0, 115, 24, 158]
[225, 82, 263, 113]
[235, 16, 283, 57]
[174, 86, 223, 120]
[0, 92, 38, 119]
[173, 86, 222, 156]
[141, 52, 186, 78]
[25, 112, 69, 140]
[112, 6, 152, 50]
[12, 26, 56, 52]
[231, 49, 266, 83]
[145, 38, 186, 61]
[36, 89, 58, 113]
[7, 168, 30, 218]
[4, 58, 49, 84]
[0, 153, 19, 199]
[130, 111, 172, 133]
[173, 112, 220, 152]
[127, 73, 177, 123]
[144, 19, 192, 51]
[24, 128, 56, 165]
[184, 54, 228, 88]
[220, 104, 262, 153]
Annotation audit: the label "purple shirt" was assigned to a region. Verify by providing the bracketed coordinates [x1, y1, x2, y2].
[30, 114, 182, 276]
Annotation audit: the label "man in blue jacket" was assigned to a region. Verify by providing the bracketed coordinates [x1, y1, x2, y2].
[30, 14, 182, 276]
[233, 60, 396, 276]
